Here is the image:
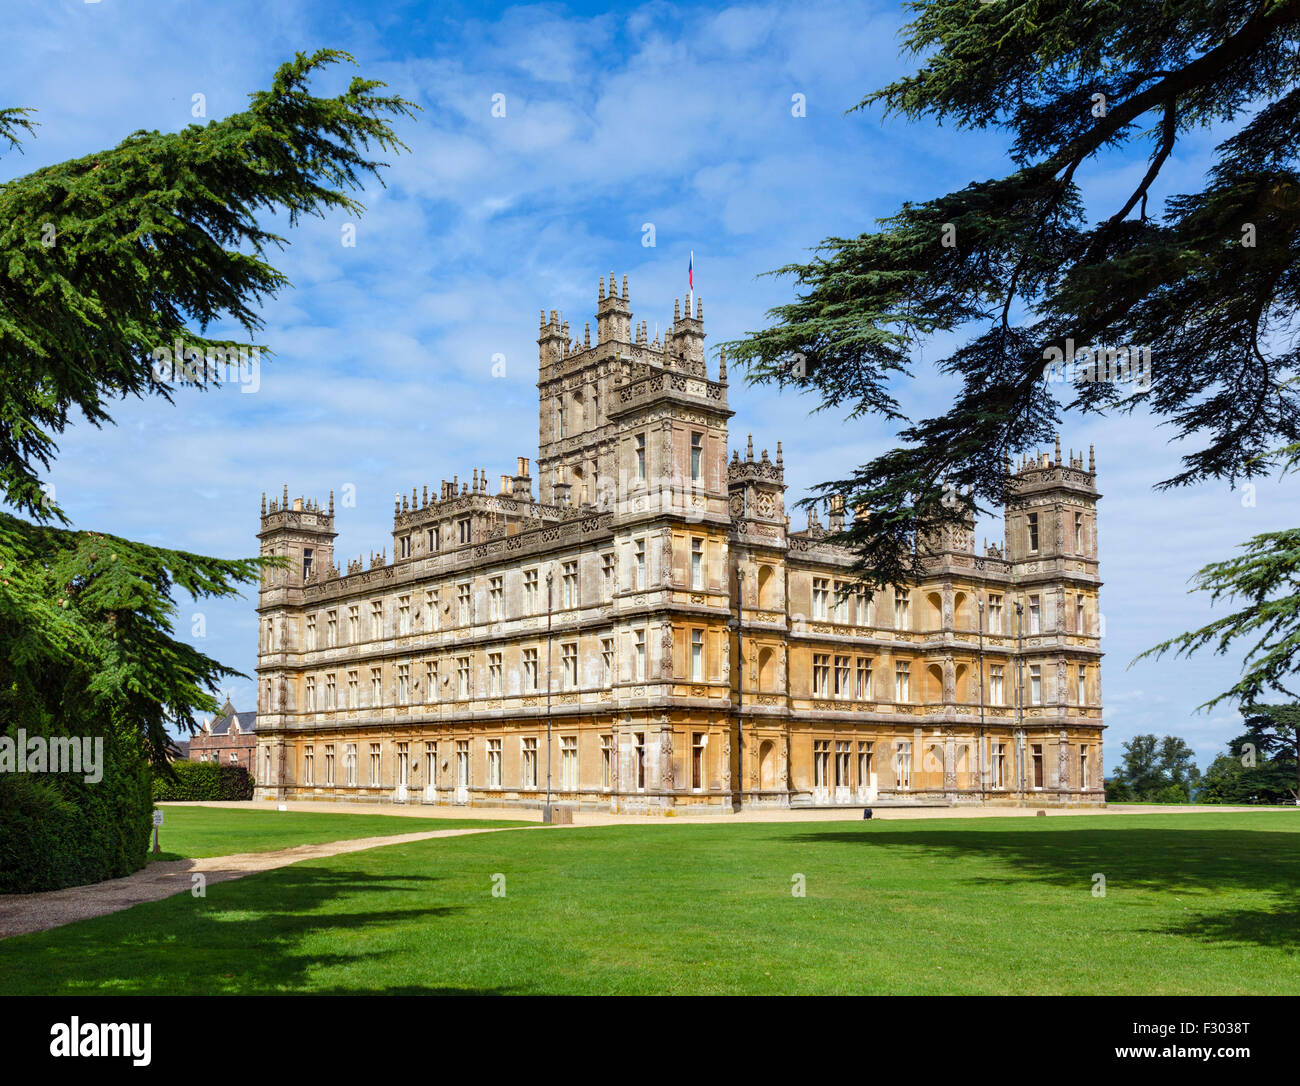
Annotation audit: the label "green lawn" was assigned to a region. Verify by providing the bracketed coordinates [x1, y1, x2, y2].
[148, 804, 529, 859]
[3, 812, 1297, 994]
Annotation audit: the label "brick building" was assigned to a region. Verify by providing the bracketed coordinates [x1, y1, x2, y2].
[191, 698, 258, 771]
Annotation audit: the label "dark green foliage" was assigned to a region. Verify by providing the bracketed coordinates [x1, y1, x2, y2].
[0, 724, 150, 893]
[0, 50, 413, 889]
[725, 1, 1300, 704]
[1200, 703, 1300, 803]
[152, 761, 254, 802]
[1104, 733, 1201, 802]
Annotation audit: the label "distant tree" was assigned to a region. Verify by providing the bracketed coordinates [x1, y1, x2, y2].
[1202, 703, 1300, 804]
[1105, 733, 1201, 802]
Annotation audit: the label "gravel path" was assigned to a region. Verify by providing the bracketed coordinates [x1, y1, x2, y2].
[0, 825, 527, 940]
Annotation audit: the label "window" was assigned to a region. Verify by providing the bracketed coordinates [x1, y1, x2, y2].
[398, 663, 411, 704]
[306, 615, 317, 651]
[692, 732, 705, 790]
[894, 591, 910, 629]
[1029, 664, 1042, 704]
[524, 568, 539, 613]
[812, 654, 830, 697]
[326, 609, 338, 647]
[456, 656, 471, 699]
[561, 642, 578, 689]
[304, 746, 314, 786]
[425, 742, 438, 790]
[988, 594, 1003, 635]
[370, 667, 382, 707]
[690, 431, 703, 480]
[325, 673, 336, 710]
[346, 670, 357, 709]
[458, 518, 472, 544]
[428, 526, 439, 552]
[1079, 746, 1089, 789]
[456, 739, 469, 789]
[425, 660, 438, 703]
[305, 676, 316, 711]
[856, 657, 872, 699]
[487, 738, 502, 788]
[1075, 594, 1085, 633]
[831, 582, 849, 623]
[554, 399, 565, 439]
[488, 652, 502, 696]
[398, 594, 411, 635]
[895, 741, 912, 789]
[368, 743, 381, 787]
[457, 583, 472, 624]
[835, 741, 851, 787]
[302, 547, 314, 580]
[813, 740, 830, 789]
[691, 629, 704, 681]
[1027, 512, 1039, 552]
[423, 591, 437, 633]
[601, 553, 615, 598]
[812, 578, 829, 620]
[1074, 511, 1084, 551]
[264, 618, 274, 652]
[601, 638, 614, 686]
[634, 539, 646, 589]
[600, 735, 613, 790]
[1028, 596, 1041, 634]
[399, 534, 410, 559]
[369, 601, 383, 640]
[396, 743, 409, 787]
[344, 743, 357, 787]
[348, 605, 360, 642]
[635, 433, 646, 480]
[857, 742, 873, 787]
[633, 629, 647, 681]
[522, 737, 538, 789]
[561, 736, 578, 790]
[690, 538, 704, 590]
[855, 586, 870, 625]
[634, 733, 646, 790]
[991, 743, 1005, 789]
[834, 655, 851, 699]
[562, 561, 578, 608]
[1032, 743, 1044, 788]
[489, 576, 503, 620]
[1077, 665, 1087, 704]
[325, 744, 336, 786]
[895, 660, 911, 702]
[989, 665, 1004, 706]
[523, 647, 539, 691]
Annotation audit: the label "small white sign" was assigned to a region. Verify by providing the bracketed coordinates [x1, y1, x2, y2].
[152, 810, 164, 827]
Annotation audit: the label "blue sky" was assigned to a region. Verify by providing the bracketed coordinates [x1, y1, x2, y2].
[5, 0, 1296, 769]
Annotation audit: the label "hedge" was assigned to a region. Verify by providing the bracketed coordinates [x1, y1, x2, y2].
[0, 726, 152, 894]
[152, 760, 254, 802]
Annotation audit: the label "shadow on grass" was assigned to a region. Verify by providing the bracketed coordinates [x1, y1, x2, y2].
[783, 827, 1300, 950]
[0, 864, 513, 995]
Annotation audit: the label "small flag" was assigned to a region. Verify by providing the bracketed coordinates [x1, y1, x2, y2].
[688, 251, 694, 292]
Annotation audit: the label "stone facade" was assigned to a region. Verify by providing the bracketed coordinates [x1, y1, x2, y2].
[253, 273, 1104, 812]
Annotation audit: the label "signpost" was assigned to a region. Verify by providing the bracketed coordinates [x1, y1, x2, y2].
[151, 809, 164, 854]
